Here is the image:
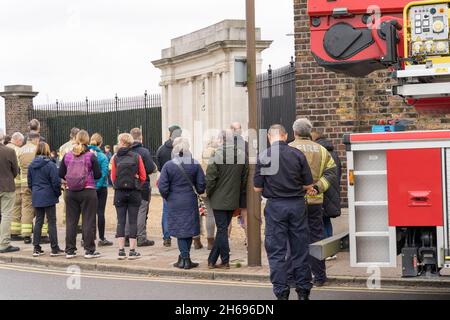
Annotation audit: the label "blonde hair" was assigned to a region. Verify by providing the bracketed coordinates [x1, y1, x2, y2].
[118, 133, 134, 148]
[73, 130, 90, 156]
[90, 133, 103, 147]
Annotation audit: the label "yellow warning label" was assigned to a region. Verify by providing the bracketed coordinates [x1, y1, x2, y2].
[435, 68, 449, 74]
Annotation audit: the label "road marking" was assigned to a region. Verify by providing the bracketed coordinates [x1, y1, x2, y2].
[0, 263, 449, 296]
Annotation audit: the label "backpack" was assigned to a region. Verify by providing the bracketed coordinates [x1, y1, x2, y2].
[114, 152, 140, 190]
[66, 153, 89, 191]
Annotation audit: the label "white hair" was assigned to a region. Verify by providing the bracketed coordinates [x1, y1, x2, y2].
[173, 137, 190, 156]
[11, 132, 24, 144]
[293, 118, 313, 137]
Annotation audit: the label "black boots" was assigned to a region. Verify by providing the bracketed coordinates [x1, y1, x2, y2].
[173, 256, 185, 269]
[296, 288, 311, 301]
[173, 256, 199, 270]
[183, 257, 199, 270]
[277, 290, 290, 300]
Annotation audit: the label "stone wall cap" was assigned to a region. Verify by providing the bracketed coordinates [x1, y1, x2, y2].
[0, 85, 38, 98]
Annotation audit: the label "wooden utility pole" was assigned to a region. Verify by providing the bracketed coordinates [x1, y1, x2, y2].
[246, 0, 262, 267]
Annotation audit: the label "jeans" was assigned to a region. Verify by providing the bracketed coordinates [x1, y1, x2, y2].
[65, 189, 98, 253]
[177, 237, 193, 258]
[33, 206, 59, 249]
[97, 188, 108, 241]
[0, 192, 15, 250]
[208, 210, 233, 265]
[114, 190, 141, 239]
[323, 216, 333, 238]
[162, 199, 170, 240]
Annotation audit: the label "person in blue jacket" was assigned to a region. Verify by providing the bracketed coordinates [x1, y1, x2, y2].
[88, 133, 113, 247]
[28, 142, 63, 257]
[158, 137, 206, 270]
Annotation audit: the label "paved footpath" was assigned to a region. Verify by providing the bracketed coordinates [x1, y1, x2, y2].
[0, 193, 449, 290]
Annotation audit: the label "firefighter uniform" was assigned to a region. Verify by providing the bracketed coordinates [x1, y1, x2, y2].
[289, 137, 337, 284]
[6, 143, 22, 237]
[254, 141, 314, 299]
[18, 142, 48, 238]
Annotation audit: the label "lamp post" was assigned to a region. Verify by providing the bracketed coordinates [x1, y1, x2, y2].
[246, 0, 262, 267]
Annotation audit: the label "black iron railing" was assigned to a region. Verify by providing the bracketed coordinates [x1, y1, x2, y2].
[30, 92, 162, 157]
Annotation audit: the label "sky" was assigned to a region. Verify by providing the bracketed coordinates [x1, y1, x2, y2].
[0, 0, 295, 129]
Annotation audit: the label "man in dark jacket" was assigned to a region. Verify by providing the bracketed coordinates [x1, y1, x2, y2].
[206, 130, 248, 269]
[125, 128, 157, 247]
[156, 125, 182, 247]
[312, 131, 342, 240]
[0, 129, 20, 254]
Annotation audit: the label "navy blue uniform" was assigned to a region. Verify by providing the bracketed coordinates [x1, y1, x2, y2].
[254, 141, 314, 298]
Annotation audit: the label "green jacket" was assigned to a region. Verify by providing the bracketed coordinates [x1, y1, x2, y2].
[206, 143, 248, 211]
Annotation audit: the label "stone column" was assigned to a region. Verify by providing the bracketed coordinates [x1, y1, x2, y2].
[0, 85, 38, 135]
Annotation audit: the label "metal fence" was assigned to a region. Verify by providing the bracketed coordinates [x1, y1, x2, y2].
[257, 58, 297, 141]
[30, 92, 162, 157]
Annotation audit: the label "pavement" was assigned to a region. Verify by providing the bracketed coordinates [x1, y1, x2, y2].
[1, 263, 449, 300]
[0, 191, 449, 290]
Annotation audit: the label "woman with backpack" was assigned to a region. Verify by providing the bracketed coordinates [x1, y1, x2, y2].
[158, 137, 206, 270]
[28, 142, 64, 257]
[88, 133, 113, 247]
[59, 130, 102, 259]
[110, 133, 146, 260]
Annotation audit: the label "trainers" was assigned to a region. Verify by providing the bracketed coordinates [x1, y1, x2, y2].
[84, 251, 101, 259]
[50, 249, 65, 257]
[40, 236, 50, 244]
[33, 248, 45, 257]
[163, 238, 172, 248]
[98, 239, 113, 247]
[137, 239, 155, 247]
[0, 246, 20, 254]
[23, 237, 32, 244]
[326, 255, 338, 261]
[128, 250, 142, 260]
[118, 249, 127, 260]
[66, 251, 77, 259]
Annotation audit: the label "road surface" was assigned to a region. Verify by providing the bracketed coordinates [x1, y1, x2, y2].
[0, 263, 449, 300]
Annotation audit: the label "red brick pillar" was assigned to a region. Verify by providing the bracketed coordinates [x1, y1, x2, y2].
[0, 85, 39, 135]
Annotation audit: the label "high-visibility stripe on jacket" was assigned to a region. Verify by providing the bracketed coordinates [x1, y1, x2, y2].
[289, 137, 337, 205]
[10, 222, 21, 235]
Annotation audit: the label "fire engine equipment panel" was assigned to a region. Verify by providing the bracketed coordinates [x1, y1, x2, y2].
[408, 3, 450, 57]
[345, 131, 450, 276]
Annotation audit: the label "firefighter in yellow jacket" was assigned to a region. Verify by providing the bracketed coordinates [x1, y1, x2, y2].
[289, 118, 338, 287]
[6, 132, 25, 240]
[18, 131, 49, 244]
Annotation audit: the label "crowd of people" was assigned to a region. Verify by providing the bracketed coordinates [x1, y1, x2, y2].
[0, 117, 342, 300]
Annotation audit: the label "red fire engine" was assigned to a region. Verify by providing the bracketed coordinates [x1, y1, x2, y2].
[307, 0, 450, 276]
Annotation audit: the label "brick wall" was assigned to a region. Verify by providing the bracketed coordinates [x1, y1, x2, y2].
[293, 0, 450, 206]
[3, 96, 34, 136]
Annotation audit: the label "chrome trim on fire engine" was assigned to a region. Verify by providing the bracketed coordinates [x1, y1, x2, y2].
[394, 82, 450, 99]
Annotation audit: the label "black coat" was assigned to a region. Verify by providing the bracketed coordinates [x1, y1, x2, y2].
[131, 142, 157, 191]
[316, 138, 342, 218]
[156, 139, 174, 172]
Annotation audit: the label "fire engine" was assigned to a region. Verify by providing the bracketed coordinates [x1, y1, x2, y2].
[307, 0, 450, 276]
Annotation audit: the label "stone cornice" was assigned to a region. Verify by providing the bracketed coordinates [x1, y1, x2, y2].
[152, 39, 273, 69]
